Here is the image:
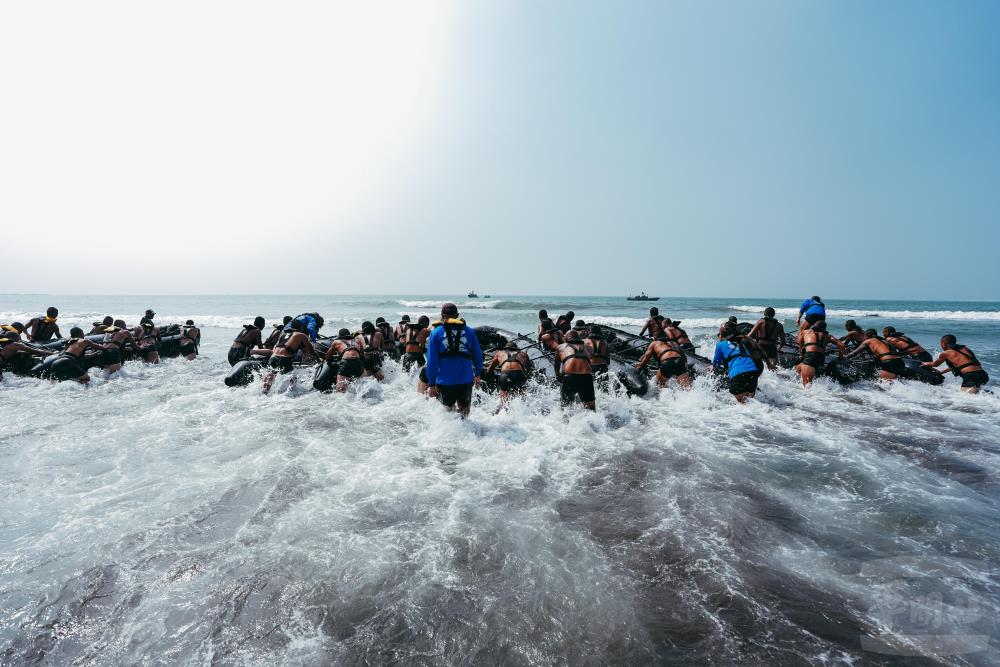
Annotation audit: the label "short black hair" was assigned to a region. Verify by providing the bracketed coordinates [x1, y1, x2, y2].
[254, 316, 266, 328]
[649, 307, 659, 316]
[442, 302, 459, 317]
[70, 327, 84, 338]
[764, 307, 775, 318]
[283, 315, 292, 325]
[941, 334, 957, 346]
[46, 307, 58, 318]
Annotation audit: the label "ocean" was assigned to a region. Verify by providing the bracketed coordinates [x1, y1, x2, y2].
[2, 294, 999, 665]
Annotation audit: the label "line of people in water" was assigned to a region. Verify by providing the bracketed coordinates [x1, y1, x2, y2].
[0, 307, 201, 383]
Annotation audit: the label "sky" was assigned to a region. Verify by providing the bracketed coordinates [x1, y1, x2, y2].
[1, 0, 998, 300]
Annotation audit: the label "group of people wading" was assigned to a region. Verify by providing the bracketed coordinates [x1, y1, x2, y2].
[1, 307, 200, 384]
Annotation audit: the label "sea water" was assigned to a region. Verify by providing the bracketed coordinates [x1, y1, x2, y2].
[1, 295, 999, 664]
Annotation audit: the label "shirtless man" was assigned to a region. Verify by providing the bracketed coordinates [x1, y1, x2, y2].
[584, 324, 611, 387]
[537, 310, 550, 337]
[639, 307, 665, 339]
[263, 316, 293, 349]
[556, 330, 595, 410]
[748, 307, 785, 371]
[882, 327, 932, 362]
[229, 317, 266, 365]
[99, 321, 138, 374]
[324, 328, 366, 393]
[359, 321, 385, 381]
[262, 321, 315, 394]
[0, 326, 53, 379]
[923, 335, 990, 393]
[25, 307, 62, 342]
[135, 319, 160, 364]
[840, 320, 866, 349]
[539, 319, 564, 376]
[395, 315, 411, 355]
[178, 320, 200, 360]
[51, 327, 107, 384]
[636, 334, 691, 389]
[402, 315, 430, 373]
[554, 311, 575, 335]
[662, 319, 695, 354]
[718, 316, 739, 339]
[486, 341, 534, 408]
[844, 329, 905, 382]
[795, 321, 845, 386]
[375, 317, 398, 360]
[89, 316, 114, 335]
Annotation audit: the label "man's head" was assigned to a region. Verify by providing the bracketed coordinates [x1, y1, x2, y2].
[883, 326, 897, 336]
[69, 327, 84, 338]
[505, 341, 519, 351]
[313, 314, 324, 329]
[845, 319, 858, 331]
[282, 315, 293, 325]
[46, 307, 58, 319]
[728, 316, 738, 324]
[574, 319, 586, 329]
[185, 320, 195, 327]
[764, 307, 775, 318]
[400, 314, 410, 324]
[376, 317, 386, 325]
[812, 296, 822, 303]
[254, 316, 266, 329]
[720, 322, 737, 339]
[941, 334, 957, 349]
[102, 316, 113, 326]
[538, 309, 548, 320]
[441, 302, 459, 319]
[144, 309, 155, 319]
[10, 322, 25, 333]
[113, 319, 126, 329]
[418, 315, 430, 327]
[864, 329, 878, 339]
[650, 307, 659, 317]
[338, 328, 351, 338]
[361, 321, 375, 335]
[566, 311, 575, 320]
[662, 318, 673, 327]
[590, 325, 603, 337]
[812, 321, 827, 333]
[564, 330, 580, 342]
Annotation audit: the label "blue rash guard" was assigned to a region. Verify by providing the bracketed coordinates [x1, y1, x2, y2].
[713, 340, 758, 378]
[799, 299, 825, 319]
[286, 314, 320, 341]
[425, 320, 483, 387]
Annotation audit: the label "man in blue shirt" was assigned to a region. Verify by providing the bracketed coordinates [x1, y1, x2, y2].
[285, 312, 324, 342]
[713, 325, 761, 403]
[797, 296, 826, 331]
[425, 302, 483, 416]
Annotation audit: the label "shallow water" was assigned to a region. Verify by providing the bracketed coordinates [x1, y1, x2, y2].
[2, 295, 999, 664]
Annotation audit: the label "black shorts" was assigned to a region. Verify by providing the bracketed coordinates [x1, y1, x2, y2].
[268, 355, 294, 373]
[339, 357, 364, 379]
[657, 357, 687, 379]
[419, 366, 429, 384]
[179, 343, 197, 356]
[363, 354, 383, 373]
[802, 351, 826, 369]
[437, 383, 473, 408]
[961, 369, 989, 388]
[805, 313, 825, 325]
[52, 356, 85, 381]
[877, 358, 905, 376]
[758, 343, 778, 359]
[561, 373, 596, 404]
[403, 352, 425, 372]
[102, 348, 122, 366]
[498, 370, 528, 392]
[139, 346, 158, 358]
[728, 371, 759, 395]
[228, 346, 248, 366]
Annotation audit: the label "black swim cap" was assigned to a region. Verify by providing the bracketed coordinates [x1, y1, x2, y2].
[575, 319, 586, 328]
[254, 316, 266, 328]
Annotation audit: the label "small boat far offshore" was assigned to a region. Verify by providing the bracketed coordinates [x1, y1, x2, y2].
[627, 292, 659, 301]
[467, 291, 478, 298]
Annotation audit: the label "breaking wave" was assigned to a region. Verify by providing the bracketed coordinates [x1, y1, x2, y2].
[729, 305, 1000, 321]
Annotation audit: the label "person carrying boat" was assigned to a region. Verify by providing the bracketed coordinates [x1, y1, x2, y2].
[486, 341, 533, 408]
[263, 316, 293, 349]
[402, 315, 430, 373]
[713, 328, 760, 403]
[179, 320, 200, 360]
[0, 326, 52, 379]
[797, 296, 826, 330]
[89, 316, 114, 335]
[557, 330, 596, 410]
[554, 311, 575, 335]
[25, 307, 62, 343]
[844, 329, 905, 381]
[662, 319, 695, 354]
[395, 315, 411, 355]
[357, 321, 386, 381]
[375, 317, 398, 360]
[135, 319, 161, 364]
[882, 327, 932, 362]
[639, 307, 665, 339]
[98, 321, 137, 374]
[636, 334, 691, 389]
[537, 310, 550, 337]
[795, 321, 845, 386]
[228, 317, 267, 365]
[51, 327, 106, 384]
[922, 335, 989, 393]
[285, 312, 324, 342]
[718, 316, 739, 339]
[324, 328, 366, 392]
[262, 320, 315, 394]
[539, 319, 564, 376]
[840, 320, 866, 349]
[585, 324, 611, 387]
[748, 307, 785, 371]
[425, 303, 483, 417]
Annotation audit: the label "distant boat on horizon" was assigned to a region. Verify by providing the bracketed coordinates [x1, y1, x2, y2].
[627, 292, 659, 301]
[467, 291, 478, 298]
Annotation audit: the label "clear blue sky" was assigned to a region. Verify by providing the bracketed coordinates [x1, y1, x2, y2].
[2, 1, 998, 299]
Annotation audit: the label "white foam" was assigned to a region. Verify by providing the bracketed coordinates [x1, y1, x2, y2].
[729, 305, 1000, 321]
[398, 300, 500, 309]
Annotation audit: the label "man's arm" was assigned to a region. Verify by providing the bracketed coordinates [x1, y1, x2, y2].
[486, 354, 499, 374]
[639, 319, 650, 337]
[712, 343, 726, 371]
[843, 340, 868, 359]
[922, 352, 948, 370]
[635, 344, 655, 369]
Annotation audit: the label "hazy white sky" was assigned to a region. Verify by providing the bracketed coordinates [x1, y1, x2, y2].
[3, 1, 999, 299]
